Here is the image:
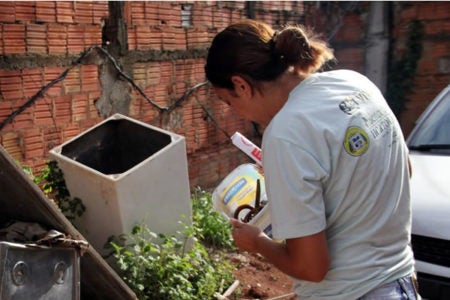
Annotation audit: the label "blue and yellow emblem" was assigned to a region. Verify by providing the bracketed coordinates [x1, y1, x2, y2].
[344, 126, 369, 156]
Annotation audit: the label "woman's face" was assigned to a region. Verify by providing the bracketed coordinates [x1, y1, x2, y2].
[214, 87, 258, 122]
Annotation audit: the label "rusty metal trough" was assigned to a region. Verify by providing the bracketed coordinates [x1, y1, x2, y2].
[0, 145, 137, 299]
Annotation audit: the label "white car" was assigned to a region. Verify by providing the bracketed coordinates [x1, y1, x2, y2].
[407, 84, 450, 300]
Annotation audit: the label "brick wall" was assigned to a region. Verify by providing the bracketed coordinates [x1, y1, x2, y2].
[0, 1, 107, 174]
[0, 1, 449, 191]
[393, 2, 450, 135]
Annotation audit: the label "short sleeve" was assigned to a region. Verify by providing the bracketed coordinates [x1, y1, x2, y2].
[263, 138, 328, 240]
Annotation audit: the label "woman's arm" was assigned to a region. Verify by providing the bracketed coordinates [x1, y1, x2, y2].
[230, 218, 330, 282]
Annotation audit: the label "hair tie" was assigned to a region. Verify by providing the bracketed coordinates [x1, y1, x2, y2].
[272, 31, 279, 43]
[269, 31, 278, 51]
[270, 31, 285, 62]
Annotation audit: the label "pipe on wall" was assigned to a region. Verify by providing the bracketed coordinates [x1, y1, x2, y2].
[365, 1, 390, 94]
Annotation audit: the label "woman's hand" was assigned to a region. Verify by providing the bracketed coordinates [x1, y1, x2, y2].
[230, 218, 267, 253]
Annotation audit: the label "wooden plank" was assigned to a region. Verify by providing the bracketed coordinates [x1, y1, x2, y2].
[0, 145, 137, 300]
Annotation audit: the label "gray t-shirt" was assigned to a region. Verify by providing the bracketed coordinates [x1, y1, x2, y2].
[262, 70, 415, 299]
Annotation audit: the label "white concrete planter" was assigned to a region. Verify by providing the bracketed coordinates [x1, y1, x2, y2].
[50, 114, 191, 255]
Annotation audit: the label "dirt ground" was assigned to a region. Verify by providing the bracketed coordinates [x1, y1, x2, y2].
[227, 251, 297, 300]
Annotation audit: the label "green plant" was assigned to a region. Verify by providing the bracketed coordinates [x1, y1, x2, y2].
[30, 161, 237, 299]
[191, 187, 234, 250]
[33, 160, 85, 222]
[110, 224, 234, 300]
[387, 19, 424, 118]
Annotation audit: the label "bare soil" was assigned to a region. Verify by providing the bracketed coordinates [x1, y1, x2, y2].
[226, 251, 297, 300]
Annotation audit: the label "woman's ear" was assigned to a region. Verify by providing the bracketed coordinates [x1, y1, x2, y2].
[231, 75, 253, 99]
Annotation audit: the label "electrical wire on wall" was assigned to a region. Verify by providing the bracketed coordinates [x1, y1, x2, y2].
[0, 45, 231, 138]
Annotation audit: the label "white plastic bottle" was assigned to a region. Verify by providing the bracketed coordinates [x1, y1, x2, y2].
[231, 132, 262, 165]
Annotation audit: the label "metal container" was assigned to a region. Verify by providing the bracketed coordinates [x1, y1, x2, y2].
[0, 241, 79, 300]
[0, 145, 137, 299]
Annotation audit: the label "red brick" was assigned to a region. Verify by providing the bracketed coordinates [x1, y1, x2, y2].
[158, 3, 181, 27]
[0, 75, 22, 87]
[0, 70, 23, 100]
[43, 67, 65, 96]
[159, 61, 173, 83]
[145, 2, 161, 25]
[53, 95, 71, 125]
[140, 107, 159, 125]
[0, 100, 12, 120]
[48, 24, 67, 54]
[34, 96, 53, 124]
[36, 1, 56, 23]
[42, 127, 61, 141]
[22, 69, 44, 98]
[418, 2, 450, 20]
[67, 24, 85, 53]
[68, 24, 85, 39]
[43, 127, 62, 153]
[174, 60, 192, 82]
[11, 108, 34, 130]
[123, 2, 132, 25]
[0, 24, 3, 55]
[81, 64, 98, 77]
[24, 147, 44, 160]
[74, 1, 94, 24]
[15, 2, 36, 22]
[92, 2, 108, 25]
[3, 24, 25, 54]
[0, 2, 15, 23]
[1, 131, 23, 160]
[424, 19, 450, 36]
[80, 65, 99, 92]
[335, 15, 363, 43]
[72, 94, 88, 122]
[26, 23, 47, 54]
[132, 62, 147, 84]
[34, 107, 52, 119]
[44, 67, 66, 82]
[213, 7, 231, 30]
[78, 118, 99, 132]
[230, 10, 243, 23]
[147, 62, 162, 85]
[431, 3, 450, 19]
[186, 28, 209, 49]
[84, 24, 102, 46]
[130, 2, 145, 25]
[429, 43, 449, 60]
[0, 120, 14, 132]
[63, 82, 81, 94]
[255, 11, 272, 25]
[127, 26, 137, 50]
[87, 91, 101, 106]
[135, 26, 162, 50]
[56, 1, 74, 23]
[193, 5, 213, 28]
[399, 4, 418, 21]
[61, 124, 79, 141]
[142, 83, 156, 97]
[63, 67, 81, 94]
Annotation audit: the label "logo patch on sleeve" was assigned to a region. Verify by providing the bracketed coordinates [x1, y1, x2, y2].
[343, 126, 370, 156]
